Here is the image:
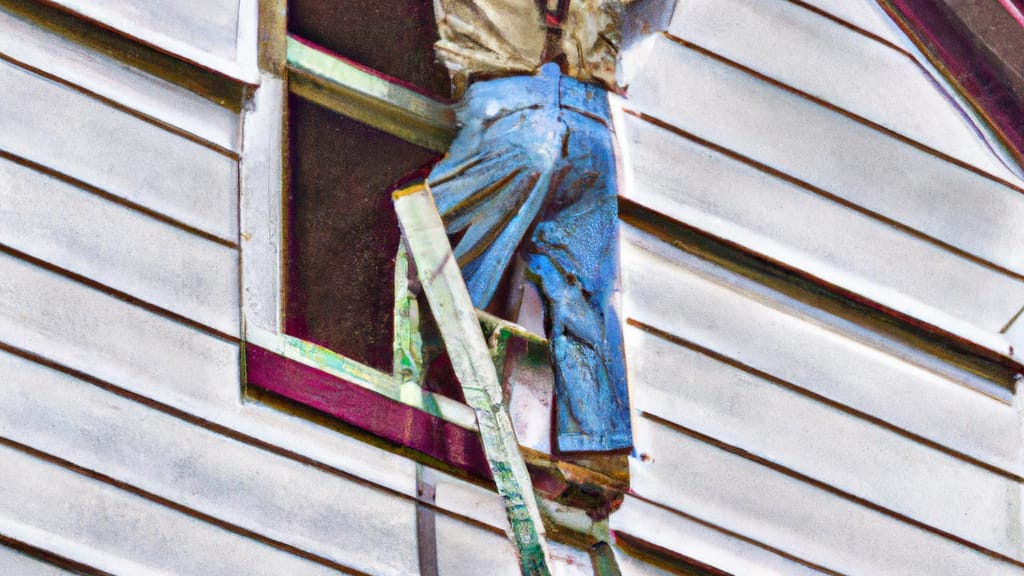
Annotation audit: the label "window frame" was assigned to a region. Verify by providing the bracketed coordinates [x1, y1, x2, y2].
[237, 5, 630, 513]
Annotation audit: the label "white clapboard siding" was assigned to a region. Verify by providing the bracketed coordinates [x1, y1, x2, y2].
[0, 246, 418, 503]
[42, 0, 256, 83]
[0, 59, 238, 242]
[619, 229, 1023, 477]
[668, 0, 1021, 184]
[0, 349, 420, 575]
[0, 6, 240, 152]
[613, 552, 686, 576]
[434, 515, 595, 576]
[628, 416, 1024, 575]
[623, 36, 1024, 279]
[0, 445, 343, 576]
[0, 547, 76, 576]
[625, 325, 1020, 557]
[0, 253, 416, 502]
[0, 158, 239, 336]
[435, 515, 520, 576]
[610, 496, 830, 576]
[0, 251, 241, 413]
[797, 0, 905, 44]
[622, 114, 1024, 331]
[429, 468, 508, 530]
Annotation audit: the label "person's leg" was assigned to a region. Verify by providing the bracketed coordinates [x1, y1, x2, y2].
[524, 111, 631, 453]
[427, 106, 566, 308]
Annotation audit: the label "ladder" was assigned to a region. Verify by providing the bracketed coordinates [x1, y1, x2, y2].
[393, 183, 553, 576]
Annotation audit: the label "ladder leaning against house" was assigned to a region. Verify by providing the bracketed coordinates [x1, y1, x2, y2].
[289, 37, 628, 575]
[393, 183, 553, 576]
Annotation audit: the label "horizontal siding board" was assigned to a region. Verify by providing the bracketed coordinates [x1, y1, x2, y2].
[797, 0, 906, 44]
[0, 546, 77, 576]
[0, 349, 420, 575]
[434, 516, 593, 576]
[0, 444, 342, 576]
[234, 400, 419, 497]
[52, 0, 239, 56]
[0, 6, 239, 152]
[624, 36, 1024, 277]
[0, 59, 238, 241]
[620, 230, 1023, 477]
[435, 515, 519, 576]
[626, 325, 1020, 557]
[0, 251, 240, 414]
[0, 158, 239, 336]
[667, 0, 1020, 183]
[622, 113, 1024, 332]
[628, 416, 1023, 575]
[613, 552, 684, 576]
[42, 0, 254, 82]
[0, 250, 420, 503]
[427, 467, 507, 530]
[611, 496, 829, 576]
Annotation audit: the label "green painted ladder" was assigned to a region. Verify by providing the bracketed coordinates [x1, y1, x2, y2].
[394, 183, 553, 576]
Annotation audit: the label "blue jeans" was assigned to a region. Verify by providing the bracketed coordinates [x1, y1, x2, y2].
[427, 63, 632, 453]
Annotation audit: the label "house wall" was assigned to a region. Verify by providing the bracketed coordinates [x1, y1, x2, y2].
[0, 0, 1021, 575]
[0, 3, 547, 575]
[613, 0, 1024, 573]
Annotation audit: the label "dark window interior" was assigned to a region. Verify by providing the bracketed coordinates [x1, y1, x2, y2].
[286, 95, 440, 372]
[287, 0, 451, 100]
[285, 1, 449, 372]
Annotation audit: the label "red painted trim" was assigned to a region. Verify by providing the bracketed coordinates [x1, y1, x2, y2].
[245, 344, 491, 479]
[879, 0, 1024, 169]
[1000, 0, 1024, 29]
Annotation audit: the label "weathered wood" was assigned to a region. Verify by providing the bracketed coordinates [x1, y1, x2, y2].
[287, 36, 456, 152]
[589, 542, 623, 576]
[256, 0, 287, 75]
[435, 514, 521, 576]
[394, 185, 552, 575]
[434, 515, 597, 576]
[246, 343, 492, 479]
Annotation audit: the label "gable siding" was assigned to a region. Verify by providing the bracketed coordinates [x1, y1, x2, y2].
[612, 0, 1024, 572]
